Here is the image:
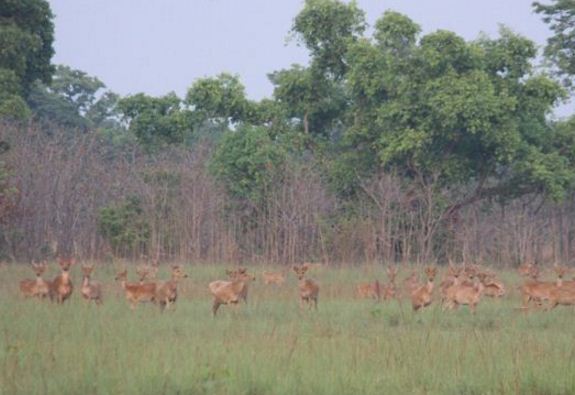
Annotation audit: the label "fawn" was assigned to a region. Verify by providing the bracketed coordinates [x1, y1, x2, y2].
[411, 266, 437, 311]
[209, 267, 255, 316]
[115, 269, 157, 309]
[20, 261, 50, 299]
[49, 257, 75, 304]
[81, 264, 103, 305]
[262, 271, 286, 286]
[293, 263, 320, 310]
[155, 265, 188, 311]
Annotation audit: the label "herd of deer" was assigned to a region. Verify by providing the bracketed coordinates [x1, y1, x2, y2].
[17, 257, 575, 315]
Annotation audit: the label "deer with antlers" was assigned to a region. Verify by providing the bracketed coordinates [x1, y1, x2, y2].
[155, 265, 188, 311]
[20, 261, 50, 299]
[293, 263, 320, 310]
[209, 267, 255, 316]
[49, 257, 75, 304]
[81, 264, 103, 305]
[411, 266, 437, 311]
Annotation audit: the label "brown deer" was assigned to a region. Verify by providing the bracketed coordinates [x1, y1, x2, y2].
[115, 269, 157, 309]
[81, 264, 103, 305]
[440, 264, 461, 303]
[262, 271, 286, 286]
[402, 270, 420, 298]
[381, 266, 398, 300]
[49, 257, 75, 304]
[154, 265, 188, 311]
[355, 280, 382, 300]
[478, 271, 506, 298]
[518, 263, 557, 309]
[547, 284, 575, 310]
[20, 261, 50, 299]
[293, 263, 320, 310]
[443, 271, 485, 313]
[411, 266, 437, 311]
[209, 267, 255, 316]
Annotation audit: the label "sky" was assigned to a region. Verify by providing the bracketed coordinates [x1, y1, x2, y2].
[46, 0, 570, 116]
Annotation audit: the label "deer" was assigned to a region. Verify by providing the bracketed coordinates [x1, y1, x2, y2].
[115, 269, 157, 309]
[381, 266, 398, 300]
[80, 264, 103, 305]
[518, 263, 558, 309]
[49, 257, 75, 304]
[478, 271, 506, 298]
[136, 261, 159, 284]
[154, 265, 188, 311]
[547, 283, 575, 310]
[443, 271, 485, 313]
[19, 261, 50, 299]
[293, 263, 320, 310]
[209, 267, 256, 316]
[410, 266, 437, 311]
[355, 280, 382, 300]
[402, 270, 420, 298]
[440, 264, 462, 303]
[262, 270, 286, 286]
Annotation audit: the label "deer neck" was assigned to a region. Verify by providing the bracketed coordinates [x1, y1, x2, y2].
[61, 271, 70, 283]
[426, 279, 434, 293]
[82, 276, 90, 288]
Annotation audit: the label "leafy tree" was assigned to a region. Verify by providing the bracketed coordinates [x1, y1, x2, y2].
[28, 65, 121, 130]
[98, 196, 150, 257]
[0, 0, 54, 119]
[0, 0, 54, 93]
[210, 125, 287, 205]
[534, 0, 575, 87]
[118, 92, 191, 151]
[268, 64, 346, 138]
[185, 73, 250, 127]
[342, 15, 573, 210]
[292, 0, 365, 79]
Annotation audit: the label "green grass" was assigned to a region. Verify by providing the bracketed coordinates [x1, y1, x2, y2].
[1, 263, 575, 395]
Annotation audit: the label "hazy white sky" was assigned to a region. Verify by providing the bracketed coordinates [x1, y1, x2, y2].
[47, 1, 558, 104]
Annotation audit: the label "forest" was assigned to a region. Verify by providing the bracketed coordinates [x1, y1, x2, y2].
[1, 0, 575, 266]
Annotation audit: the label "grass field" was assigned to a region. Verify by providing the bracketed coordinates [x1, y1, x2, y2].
[1, 263, 574, 395]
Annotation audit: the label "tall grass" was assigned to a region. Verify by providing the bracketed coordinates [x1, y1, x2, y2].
[1, 263, 574, 395]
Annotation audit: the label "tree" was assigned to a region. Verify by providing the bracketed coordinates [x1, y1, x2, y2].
[28, 65, 121, 130]
[292, 0, 365, 79]
[343, 15, 573, 211]
[210, 125, 287, 205]
[268, 64, 346, 137]
[534, 0, 575, 87]
[118, 92, 191, 151]
[185, 73, 249, 126]
[0, 0, 54, 93]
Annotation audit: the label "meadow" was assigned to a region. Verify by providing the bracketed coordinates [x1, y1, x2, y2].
[1, 263, 575, 395]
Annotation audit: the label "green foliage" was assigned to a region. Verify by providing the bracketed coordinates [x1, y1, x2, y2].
[534, 0, 575, 87]
[118, 92, 191, 151]
[98, 196, 150, 257]
[269, 64, 346, 137]
[342, 19, 573, 204]
[0, 0, 54, 93]
[292, 0, 366, 78]
[28, 65, 121, 130]
[185, 73, 250, 126]
[210, 125, 287, 204]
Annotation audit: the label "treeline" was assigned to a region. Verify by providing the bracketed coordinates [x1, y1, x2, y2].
[1, 0, 575, 265]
